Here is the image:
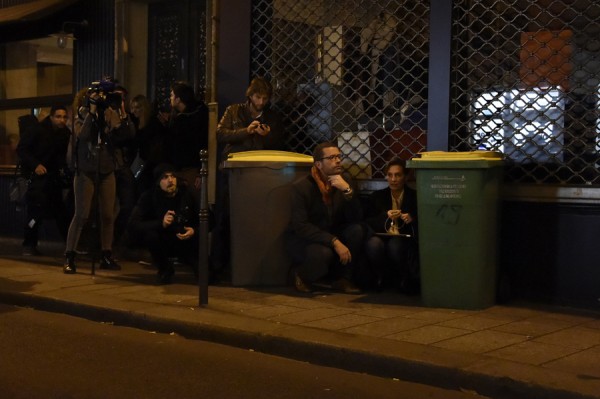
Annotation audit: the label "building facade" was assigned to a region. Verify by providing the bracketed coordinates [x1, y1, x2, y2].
[1, 0, 599, 308]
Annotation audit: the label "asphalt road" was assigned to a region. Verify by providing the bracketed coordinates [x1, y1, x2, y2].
[0, 304, 489, 398]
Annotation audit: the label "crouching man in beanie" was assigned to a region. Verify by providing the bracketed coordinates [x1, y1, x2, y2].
[128, 163, 199, 284]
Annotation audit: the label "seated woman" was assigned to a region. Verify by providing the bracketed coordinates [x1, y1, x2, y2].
[364, 158, 419, 293]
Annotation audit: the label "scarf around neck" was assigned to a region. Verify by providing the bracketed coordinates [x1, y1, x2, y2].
[311, 166, 333, 205]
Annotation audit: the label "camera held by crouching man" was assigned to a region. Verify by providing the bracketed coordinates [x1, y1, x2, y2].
[171, 206, 191, 236]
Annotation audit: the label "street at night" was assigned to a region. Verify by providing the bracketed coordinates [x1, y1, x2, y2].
[0, 304, 486, 398]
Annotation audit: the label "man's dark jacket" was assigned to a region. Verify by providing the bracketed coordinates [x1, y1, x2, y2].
[128, 183, 199, 237]
[167, 102, 208, 170]
[16, 116, 70, 176]
[288, 172, 363, 247]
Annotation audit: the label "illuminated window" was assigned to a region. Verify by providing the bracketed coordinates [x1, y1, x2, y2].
[471, 88, 565, 163]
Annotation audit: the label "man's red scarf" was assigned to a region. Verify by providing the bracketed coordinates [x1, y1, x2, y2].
[311, 166, 333, 205]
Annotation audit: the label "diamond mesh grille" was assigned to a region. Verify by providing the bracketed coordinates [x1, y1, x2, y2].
[250, 0, 430, 179]
[451, 0, 600, 184]
[250, 0, 600, 185]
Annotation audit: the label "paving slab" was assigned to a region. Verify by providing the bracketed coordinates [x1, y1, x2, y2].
[0, 237, 599, 399]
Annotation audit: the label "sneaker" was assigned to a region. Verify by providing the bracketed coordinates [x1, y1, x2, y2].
[294, 272, 312, 293]
[22, 246, 42, 256]
[63, 251, 76, 274]
[332, 278, 362, 295]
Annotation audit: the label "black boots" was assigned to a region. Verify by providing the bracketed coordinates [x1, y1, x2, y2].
[64, 251, 76, 274]
[63, 250, 120, 273]
[99, 250, 121, 270]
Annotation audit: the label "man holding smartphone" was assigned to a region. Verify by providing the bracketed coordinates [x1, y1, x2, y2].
[212, 77, 287, 283]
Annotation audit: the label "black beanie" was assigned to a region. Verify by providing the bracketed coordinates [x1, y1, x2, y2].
[153, 163, 176, 183]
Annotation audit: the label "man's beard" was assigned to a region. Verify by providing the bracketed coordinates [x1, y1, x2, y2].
[250, 102, 264, 113]
[165, 185, 177, 196]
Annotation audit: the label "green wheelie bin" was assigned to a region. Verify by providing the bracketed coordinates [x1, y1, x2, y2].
[407, 151, 504, 309]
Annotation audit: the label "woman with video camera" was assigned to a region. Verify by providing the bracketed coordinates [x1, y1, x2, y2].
[63, 82, 135, 274]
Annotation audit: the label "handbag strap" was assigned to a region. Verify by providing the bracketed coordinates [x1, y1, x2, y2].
[12, 163, 21, 180]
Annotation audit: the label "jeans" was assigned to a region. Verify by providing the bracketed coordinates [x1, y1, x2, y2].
[288, 223, 366, 283]
[65, 172, 116, 253]
[365, 234, 416, 288]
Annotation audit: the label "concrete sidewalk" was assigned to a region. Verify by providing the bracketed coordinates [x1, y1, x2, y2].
[0, 238, 599, 399]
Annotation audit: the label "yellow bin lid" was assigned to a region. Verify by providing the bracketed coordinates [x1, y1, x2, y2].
[223, 150, 314, 168]
[227, 150, 313, 162]
[407, 151, 504, 168]
[418, 150, 503, 160]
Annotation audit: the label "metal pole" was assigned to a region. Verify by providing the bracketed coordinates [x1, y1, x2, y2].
[198, 149, 210, 306]
[207, 0, 220, 204]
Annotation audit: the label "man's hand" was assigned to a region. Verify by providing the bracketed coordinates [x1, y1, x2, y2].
[255, 123, 270, 136]
[34, 164, 47, 176]
[247, 120, 270, 136]
[162, 210, 176, 228]
[328, 175, 350, 192]
[176, 226, 195, 240]
[333, 239, 352, 265]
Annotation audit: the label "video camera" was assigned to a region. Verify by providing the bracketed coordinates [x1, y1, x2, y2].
[86, 78, 122, 110]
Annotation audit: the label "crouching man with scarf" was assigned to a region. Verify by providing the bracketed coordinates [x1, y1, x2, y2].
[286, 142, 365, 294]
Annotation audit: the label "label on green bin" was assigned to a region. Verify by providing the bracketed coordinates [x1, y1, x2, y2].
[429, 175, 468, 200]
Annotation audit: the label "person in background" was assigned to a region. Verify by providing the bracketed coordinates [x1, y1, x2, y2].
[63, 84, 135, 274]
[364, 157, 419, 293]
[16, 105, 71, 256]
[211, 77, 287, 283]
[128, 163, 199, 285]
[129, 95, 168, 197]
[111, 85, 137, 249]
[167, 81, 208, 197]
[286, 142, 365, 294]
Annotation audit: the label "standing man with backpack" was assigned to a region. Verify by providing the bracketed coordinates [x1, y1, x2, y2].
[16, 105, 72, 256]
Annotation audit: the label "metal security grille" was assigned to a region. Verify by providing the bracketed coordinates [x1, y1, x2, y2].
[250, 0, 430, 179]
[451, 0, 600, 185]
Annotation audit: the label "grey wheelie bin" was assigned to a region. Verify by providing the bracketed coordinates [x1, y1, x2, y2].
[407, 151, 504, 309]
[223, 150, 313, 286]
